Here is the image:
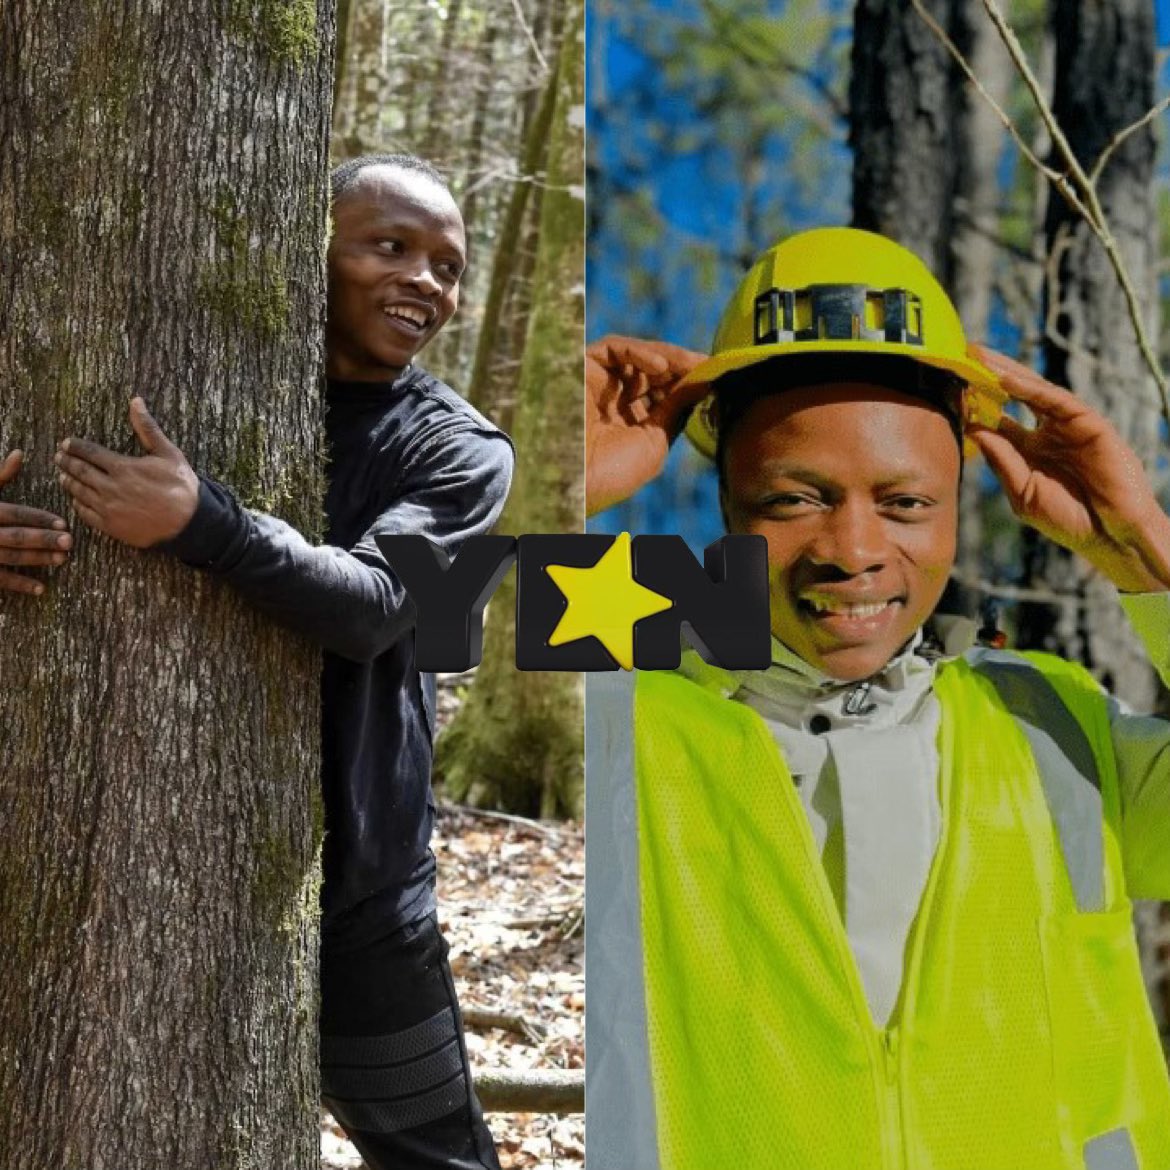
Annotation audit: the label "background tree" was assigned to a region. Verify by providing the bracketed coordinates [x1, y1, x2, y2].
[1023, 0, 1170, 1035]
[850, 0, 961, 274]
[0, 1, 334, 1164]
[437, 0, 586, 818]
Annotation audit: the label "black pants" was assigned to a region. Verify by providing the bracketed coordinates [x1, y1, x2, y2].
[320, 913, 501, 1170]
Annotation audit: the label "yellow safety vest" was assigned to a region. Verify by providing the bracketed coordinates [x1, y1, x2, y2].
[617, 650, 1170, 1170]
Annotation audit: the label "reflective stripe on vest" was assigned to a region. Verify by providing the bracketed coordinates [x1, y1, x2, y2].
[585, 670, 660, 1170]
[968, 647, 1104, 912]
[1084, 1128, 1140, 1170]
[585, 651, 1170, 1170]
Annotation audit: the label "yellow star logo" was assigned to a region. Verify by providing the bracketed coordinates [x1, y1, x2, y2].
[545, 533, 673, 670]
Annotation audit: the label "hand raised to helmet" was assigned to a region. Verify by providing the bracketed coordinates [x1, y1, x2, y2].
[969, 345, 1170, 594]
[586, 335, 710, 516]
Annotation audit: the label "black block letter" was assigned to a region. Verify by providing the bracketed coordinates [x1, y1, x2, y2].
[376, 535, 516, 671]
[631, 535, 771, 669]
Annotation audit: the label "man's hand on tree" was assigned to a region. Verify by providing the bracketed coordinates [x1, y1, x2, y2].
[968, 344, 1170, 594]
[55, 398, 200, 549]
[586, 335, 711, 517]
[0, 450, 73, 596]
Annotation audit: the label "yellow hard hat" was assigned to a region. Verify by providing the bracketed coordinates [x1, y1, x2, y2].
[682, 226, 1006, 458]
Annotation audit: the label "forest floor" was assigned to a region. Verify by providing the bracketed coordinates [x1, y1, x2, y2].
[320, 675, 585, 1170]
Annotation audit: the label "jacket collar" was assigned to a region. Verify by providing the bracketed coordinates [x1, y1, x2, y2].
[676, 615, 977, 728]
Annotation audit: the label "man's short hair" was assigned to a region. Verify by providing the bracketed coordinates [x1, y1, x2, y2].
[712, 354, 965, 485]
[330, 154, 450, 202]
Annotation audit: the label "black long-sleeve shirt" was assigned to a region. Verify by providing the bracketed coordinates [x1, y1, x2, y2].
[161, 367, 514, 940]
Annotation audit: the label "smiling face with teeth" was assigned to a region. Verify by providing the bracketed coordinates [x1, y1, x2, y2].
[721, 382, 960, 682]
[326, 165, 466, 381]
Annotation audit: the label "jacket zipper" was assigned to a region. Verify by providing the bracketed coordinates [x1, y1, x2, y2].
[879, 1027, 905, 1170]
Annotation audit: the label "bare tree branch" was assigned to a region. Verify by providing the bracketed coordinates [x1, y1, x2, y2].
[911, 0, 1170, 428]
[473, 1068, 584, 1114]
[509, 0, 550, 74]
[1090, 94, 1170, 183]
[464, 1008, 548, 1044]
[1036, 223, 1166, 419]
[949, 573, 1078, 609]
[977, 0, 1170, 426]
[908, 0, 1083, 211]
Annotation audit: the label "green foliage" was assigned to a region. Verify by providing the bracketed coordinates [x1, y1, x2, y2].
[591, 0, 849, 346]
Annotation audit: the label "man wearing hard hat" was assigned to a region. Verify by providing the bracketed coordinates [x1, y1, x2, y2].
[585, 227, 1170, 1170]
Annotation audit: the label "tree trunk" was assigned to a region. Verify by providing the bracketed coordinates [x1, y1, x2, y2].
[466, 0, 565, 425]
[458, 22, 501, 240]
[424, 0, 466, 166]
[497, 172, 549, 434]
[466, 53, 560, 411]
[0, 2, 333, 1165]
[1021, 0, 1160, 710]
[333, 0, 357, 120]
[335, 0, 387, 158]
[850, 0, 958, 276]
[436, 0, 584, 818]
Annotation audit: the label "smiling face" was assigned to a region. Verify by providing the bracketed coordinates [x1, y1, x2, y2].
[720, 383, 960, 682]
[326, 165, 466, 381]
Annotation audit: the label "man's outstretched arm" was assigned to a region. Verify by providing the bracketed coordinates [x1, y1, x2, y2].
[55, 398, 514, 662]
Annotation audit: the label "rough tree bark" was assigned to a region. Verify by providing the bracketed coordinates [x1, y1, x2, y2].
[850, 0, 958, 275]
[0, 1, 334, 1166]
[850, 0, 1012, 333]
[436, 0, 584, 817]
